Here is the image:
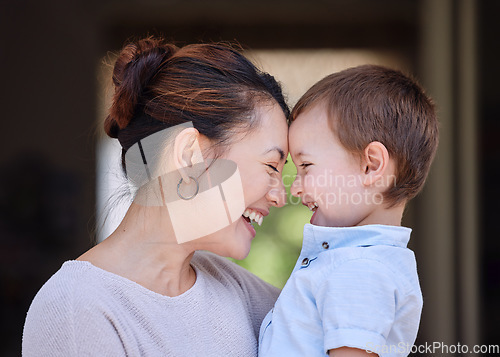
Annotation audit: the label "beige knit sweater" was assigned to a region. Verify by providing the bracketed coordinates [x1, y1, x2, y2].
[23, 251, 279, 356]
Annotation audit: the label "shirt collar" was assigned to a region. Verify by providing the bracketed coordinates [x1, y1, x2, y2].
[300, 223, 412, 258]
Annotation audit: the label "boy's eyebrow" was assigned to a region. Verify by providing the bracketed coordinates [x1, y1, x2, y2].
[263, 146, 286, 161]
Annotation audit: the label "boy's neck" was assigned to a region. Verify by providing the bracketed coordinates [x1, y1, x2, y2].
[356, 204, 405, 227]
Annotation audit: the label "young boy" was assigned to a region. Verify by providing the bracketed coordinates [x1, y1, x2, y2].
[259, 65, 439, 357]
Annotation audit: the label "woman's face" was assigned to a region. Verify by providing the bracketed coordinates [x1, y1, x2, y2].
[194, 101, 289, 259]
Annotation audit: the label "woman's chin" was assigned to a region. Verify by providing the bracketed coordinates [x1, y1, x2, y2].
[207, 242, 251, 261]
[226, 231, 253, 260]
[227, 230, 253, 260]
[230, 249, 250, 261]
[197, 222, 253, 260]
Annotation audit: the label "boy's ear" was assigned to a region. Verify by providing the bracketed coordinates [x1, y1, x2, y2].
[173, 127, 200, 183]
[362, 141, 390, 186]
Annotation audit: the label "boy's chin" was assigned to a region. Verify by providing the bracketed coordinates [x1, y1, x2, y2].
[312, 213, 354, 228]
[310, 213, 336, 227]
[310, 209, 319, 225]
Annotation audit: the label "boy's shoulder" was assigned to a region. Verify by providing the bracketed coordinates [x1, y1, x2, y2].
[302, 242, 420, 297]
[328, 243, 417, 271]
[299, 224, 415, 272]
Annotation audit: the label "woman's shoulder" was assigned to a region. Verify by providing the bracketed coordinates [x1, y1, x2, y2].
[31, 261, 91, 296]
[23, 262, 94, 346]
[26, 261, 101, 313]
[27, 260, 128, 322]
[23, 261, 129, 356]
[24, 260, 135, 332]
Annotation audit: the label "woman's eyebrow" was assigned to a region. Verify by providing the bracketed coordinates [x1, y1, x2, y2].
[263, 146, 285, 161]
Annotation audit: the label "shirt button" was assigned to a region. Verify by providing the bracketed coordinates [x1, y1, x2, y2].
[301, 258, 309, 266]
[322, 242, 329, 249]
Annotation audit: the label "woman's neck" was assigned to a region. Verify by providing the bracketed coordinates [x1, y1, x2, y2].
[78, 202, 197, 296]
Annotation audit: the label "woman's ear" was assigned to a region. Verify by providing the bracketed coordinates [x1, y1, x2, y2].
[173, 127, 201, 184]
[362, 141, 390, 186]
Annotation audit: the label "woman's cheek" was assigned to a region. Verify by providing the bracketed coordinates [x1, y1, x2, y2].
[240, 172, 263, 203]
[254, 174, 272, 200]
[269, 173, 281, 189]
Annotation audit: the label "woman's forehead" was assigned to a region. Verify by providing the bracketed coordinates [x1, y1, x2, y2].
[252, 103, 289, 146]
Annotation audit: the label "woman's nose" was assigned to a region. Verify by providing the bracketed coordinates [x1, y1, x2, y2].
[290, 175, 303, 197]
[266, 177, 287, 208]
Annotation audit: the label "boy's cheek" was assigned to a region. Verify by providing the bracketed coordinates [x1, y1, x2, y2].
[304, 171, 326, 190]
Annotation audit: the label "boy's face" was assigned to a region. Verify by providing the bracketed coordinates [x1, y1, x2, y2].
[289, 103, 377, 227]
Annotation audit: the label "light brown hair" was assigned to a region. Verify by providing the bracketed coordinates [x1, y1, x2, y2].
[291, 64, 439, 206]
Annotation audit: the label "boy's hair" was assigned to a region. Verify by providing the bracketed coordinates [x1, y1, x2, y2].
[291, 64, 439, 207]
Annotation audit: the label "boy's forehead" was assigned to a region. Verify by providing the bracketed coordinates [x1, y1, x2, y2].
[288, 122, 304, 158]
[294, 101, 330, 123]
[290, 104, 329, 134]
[290, 101, 345, 159]
[289, 108, 328, 156]
[288, 114, 309, 143]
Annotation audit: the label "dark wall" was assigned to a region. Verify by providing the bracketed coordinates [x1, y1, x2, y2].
[1, 1, 98, 355]
[479, 0, 500, 348]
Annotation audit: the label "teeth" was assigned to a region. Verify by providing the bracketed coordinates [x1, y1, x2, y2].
[242, 209, 264, 225]
[308, 202, 319, 211]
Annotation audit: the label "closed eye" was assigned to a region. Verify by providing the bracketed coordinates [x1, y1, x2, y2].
[266, 164, 280, 173]
[299, 163, 312, 168]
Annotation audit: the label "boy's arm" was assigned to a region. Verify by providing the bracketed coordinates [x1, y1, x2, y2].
[328, 347, 378, 357]
[315, 259, 398, 353]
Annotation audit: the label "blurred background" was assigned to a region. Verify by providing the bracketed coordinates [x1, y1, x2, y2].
[1, 0, 498, 355]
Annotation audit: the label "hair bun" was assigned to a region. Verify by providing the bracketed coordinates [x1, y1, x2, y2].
[104, 37, 178, 138]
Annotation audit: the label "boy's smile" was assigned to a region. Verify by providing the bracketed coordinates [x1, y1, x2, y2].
[288, 103, 379, 227]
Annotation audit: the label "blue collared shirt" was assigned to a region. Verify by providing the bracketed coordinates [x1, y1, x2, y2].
[259, 224, 423, 357]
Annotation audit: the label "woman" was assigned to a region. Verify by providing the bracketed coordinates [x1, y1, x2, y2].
[22, 37, 289, 356]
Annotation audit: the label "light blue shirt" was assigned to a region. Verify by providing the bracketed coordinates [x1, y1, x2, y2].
[259, 224, 423, 357]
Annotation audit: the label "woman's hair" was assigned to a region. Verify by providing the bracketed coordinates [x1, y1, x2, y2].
[104, 36, 289, 173]
[291, 65, 439, 207]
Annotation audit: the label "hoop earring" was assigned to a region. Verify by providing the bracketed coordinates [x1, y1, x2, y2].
[177, 176, 199, 200]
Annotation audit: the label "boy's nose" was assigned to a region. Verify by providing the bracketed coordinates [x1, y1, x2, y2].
[290, 175, 303, 197]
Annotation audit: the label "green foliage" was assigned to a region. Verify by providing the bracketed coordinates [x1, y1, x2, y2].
[231, 156, 311, 288]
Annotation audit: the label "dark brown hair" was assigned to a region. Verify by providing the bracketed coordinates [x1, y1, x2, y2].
[105, 36, 289, 169]
[291, 64, 439, 206]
